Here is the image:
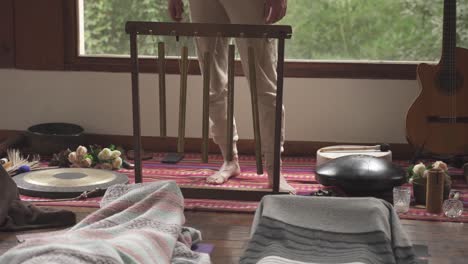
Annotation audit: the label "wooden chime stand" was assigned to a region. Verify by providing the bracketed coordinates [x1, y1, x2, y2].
[126, 22, 292, 200]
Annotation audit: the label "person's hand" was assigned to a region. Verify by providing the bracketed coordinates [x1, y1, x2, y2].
[264, 0, 287, 24]
[168, 0, 184, 22]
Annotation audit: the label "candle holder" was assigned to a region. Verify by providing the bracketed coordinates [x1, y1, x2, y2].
[393, 186, 411, 213]
[442, 190, 463, 218]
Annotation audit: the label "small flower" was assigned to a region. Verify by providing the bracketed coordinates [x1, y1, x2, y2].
[82, 158, 92, 168]
[409, 178, 414, 184]
[112, 157, 123, 169]
[68, 152, 77, 163]
[412, 162, 426, 176]
[98, 148, 112, 161]
[110, 150, 121, 159]
[76, 146, 88, 157]
[432, 161, 448, 172]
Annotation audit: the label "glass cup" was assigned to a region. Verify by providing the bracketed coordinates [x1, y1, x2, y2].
[443, 190, 463, 218]
[393, 186, 411, 213]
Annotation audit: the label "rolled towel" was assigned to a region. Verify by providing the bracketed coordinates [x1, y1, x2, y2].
[0, 164, 76, 231]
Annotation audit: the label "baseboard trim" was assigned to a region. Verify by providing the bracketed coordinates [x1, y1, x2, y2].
[0, 130, 415, 160]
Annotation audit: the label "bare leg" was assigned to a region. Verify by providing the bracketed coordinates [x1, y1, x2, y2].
[206, 143, 240, 184]
[190, 0, 295, 191]
[189, 0, 240, 185]
[218, 0, 296, 194]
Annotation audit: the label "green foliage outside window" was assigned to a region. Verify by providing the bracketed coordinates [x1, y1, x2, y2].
[83, 0, 468, 61]
[83, 0, 195, 57]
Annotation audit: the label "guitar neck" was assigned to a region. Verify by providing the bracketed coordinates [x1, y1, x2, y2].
[440, 0, 457, 68]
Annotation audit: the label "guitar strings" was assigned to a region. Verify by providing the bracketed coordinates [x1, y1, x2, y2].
[451, 0, 456, 127]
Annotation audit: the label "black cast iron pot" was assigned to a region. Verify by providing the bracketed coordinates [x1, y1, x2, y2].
[26, 123, 84, 155]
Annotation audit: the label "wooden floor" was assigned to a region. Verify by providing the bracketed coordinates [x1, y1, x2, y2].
[1, 207, 467, 264]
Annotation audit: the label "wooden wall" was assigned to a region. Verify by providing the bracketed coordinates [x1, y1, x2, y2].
[14, 0, 65, 70]
[0, 0, 67, 69]
[0, 0, 15, 68]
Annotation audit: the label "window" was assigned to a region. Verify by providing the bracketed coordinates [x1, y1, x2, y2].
[79, 0, 196, 57]
[282, 0, 467, 62]
[80, 0, 467, 62]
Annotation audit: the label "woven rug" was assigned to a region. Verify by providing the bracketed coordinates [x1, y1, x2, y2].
[20, 153, 468, 223]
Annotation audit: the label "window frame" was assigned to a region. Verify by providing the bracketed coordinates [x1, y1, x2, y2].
[65, 0, 418, 79]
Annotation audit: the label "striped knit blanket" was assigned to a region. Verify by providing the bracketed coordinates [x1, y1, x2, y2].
[241, 196, 416, 264]
[0, 181, 211, 264]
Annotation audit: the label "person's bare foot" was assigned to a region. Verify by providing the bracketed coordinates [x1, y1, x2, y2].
[265, 153, 296, 194]
[267, 173, 297, 194]
[206, 157, 241, 184]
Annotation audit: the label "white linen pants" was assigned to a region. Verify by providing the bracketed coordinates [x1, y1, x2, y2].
[188, 0, 285, 157]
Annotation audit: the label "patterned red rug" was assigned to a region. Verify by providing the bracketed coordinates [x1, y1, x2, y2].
[20, 153, 468, 223]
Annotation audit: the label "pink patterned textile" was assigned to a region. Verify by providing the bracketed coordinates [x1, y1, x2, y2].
[20, 153, 468, 222]
[3, 181, 211, 264]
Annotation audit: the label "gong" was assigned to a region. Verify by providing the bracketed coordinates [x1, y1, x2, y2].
[14, 168, 129, 199]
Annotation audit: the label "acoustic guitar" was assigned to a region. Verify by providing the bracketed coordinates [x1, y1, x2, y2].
[406, 0, 468, 156]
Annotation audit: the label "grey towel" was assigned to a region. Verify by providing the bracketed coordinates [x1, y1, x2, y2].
[241, 195, 416, 264]
[0, 165, 76, 231]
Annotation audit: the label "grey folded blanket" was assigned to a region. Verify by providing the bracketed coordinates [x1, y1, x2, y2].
[241, 195, 416, 264]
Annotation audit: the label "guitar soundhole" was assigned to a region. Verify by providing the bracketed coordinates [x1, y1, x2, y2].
[436, 71, 464, 96]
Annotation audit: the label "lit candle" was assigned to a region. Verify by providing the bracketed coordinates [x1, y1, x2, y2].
[394, 200, 408, 213]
